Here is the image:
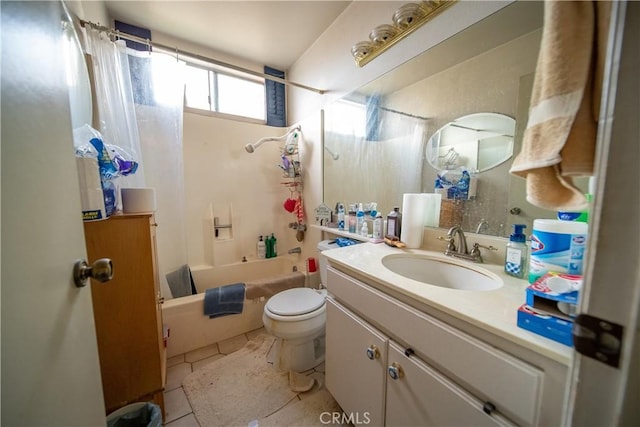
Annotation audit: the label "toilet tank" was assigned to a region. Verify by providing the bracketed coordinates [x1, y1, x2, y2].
[317, 239, 338, 286]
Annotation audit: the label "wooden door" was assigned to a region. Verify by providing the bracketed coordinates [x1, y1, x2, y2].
[84, 215, 163, 413]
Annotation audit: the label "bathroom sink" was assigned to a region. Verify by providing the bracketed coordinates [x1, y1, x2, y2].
[381, 254, 503, 291]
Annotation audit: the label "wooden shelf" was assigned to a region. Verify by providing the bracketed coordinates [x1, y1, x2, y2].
[311, 224, 384, 244]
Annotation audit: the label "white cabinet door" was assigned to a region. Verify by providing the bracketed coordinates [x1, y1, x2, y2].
[326, 298, 387, 426]
[385, 341, 515, 427]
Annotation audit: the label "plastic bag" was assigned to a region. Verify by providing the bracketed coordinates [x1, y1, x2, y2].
[73, 124, 139, 218]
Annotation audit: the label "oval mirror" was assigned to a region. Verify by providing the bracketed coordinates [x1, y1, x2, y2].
[425, 113, 515, 172]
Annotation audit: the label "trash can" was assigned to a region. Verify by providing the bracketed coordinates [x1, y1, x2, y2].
[106, 402, 162, 427]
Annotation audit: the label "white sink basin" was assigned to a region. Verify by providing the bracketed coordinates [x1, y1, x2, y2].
[381, 254, 503, 291]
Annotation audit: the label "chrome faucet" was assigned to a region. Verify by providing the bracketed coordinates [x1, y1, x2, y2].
[287, 247, 302, 254]
[446, 226, 468, 256]
[475, 219, 490, 234]
[444, 225, 496, 263]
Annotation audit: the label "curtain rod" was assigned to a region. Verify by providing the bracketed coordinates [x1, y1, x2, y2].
[79, 19, 325, 95]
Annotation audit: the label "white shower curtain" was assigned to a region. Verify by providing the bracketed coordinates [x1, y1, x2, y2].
[324, 105, 427, 214]
[85, 29, 187, 298]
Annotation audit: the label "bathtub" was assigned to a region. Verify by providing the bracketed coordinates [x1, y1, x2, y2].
[162, 257, 301, 357]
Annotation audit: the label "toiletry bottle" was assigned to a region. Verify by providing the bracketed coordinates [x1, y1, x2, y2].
[257, 235, 266, 259]
[265, 234, 273, 258]
[360, 220, 369, 237]
[348, 204, 357, 233]
[386, 207, 402, 239]
[505, 224, 527, 278]
[356, 203, 365, 235]
[337, 203, 345, 230]
[270, 233, 277, 257]
[373, 213, 383, 239]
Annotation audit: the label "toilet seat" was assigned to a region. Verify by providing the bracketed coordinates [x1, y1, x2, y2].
[266, 288, 325, 316]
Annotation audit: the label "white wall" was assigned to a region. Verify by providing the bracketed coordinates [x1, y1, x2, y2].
[183, 111, 322, 268]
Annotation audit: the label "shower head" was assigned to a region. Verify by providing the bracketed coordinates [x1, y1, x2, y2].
[244, 125, 302, 154]
[325, 146, 340, 160]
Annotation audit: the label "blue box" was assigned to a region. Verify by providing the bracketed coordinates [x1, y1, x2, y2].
[525, 272, 581, 320]
[517, 304, 573, 347]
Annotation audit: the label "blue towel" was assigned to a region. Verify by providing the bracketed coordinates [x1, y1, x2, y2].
[204, 283, 245, 318]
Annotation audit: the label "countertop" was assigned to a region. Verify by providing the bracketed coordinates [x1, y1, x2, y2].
[322, 242, 573, 366]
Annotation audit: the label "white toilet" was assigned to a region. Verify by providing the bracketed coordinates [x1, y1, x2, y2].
[262, 240, 337, 372]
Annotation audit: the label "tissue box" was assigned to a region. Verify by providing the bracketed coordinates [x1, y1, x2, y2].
[517, 304, 574, 347]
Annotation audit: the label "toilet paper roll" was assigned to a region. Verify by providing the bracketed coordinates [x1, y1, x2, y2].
[400, 193, 443, 248]
[121, 187, 156, 213]
[423, 193, 442, 227]
[400, 194, 427, 248]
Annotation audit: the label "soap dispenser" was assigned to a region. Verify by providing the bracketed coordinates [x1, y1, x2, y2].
[505, 224, 527, 278]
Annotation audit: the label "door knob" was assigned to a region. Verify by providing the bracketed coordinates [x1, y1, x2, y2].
[74, 258, 113, 287]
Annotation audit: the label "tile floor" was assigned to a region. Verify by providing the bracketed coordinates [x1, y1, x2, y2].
[163, 327, 328, 426]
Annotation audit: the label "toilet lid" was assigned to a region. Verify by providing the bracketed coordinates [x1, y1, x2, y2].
[266, 288, 325, 316]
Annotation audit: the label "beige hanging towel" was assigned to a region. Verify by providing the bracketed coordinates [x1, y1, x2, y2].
[510, 1, 610, 211]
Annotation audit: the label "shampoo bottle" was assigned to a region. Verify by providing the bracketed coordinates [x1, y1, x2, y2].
[348, 204, 357, 233]
[265, 234, 273, 258]
[505, 224, 527, 278]
[270, 233, 277, 257]
[356, 203, 365, 235]
[257, 235, 266, 259]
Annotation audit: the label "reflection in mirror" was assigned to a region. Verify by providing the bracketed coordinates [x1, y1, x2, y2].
[323, 1, 551, 238]
[426, 113, 515, 172]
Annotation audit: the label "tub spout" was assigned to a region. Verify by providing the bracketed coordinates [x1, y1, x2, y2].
[287, 247, 302, 254]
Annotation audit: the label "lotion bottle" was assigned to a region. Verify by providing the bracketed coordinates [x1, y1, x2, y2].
[257, 235, 266, 259]
[373, 213, 383, 239]
[505, 224, 527, 278]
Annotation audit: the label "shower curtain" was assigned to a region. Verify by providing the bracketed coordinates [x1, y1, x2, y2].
[324, 103, 427, 214]
[85, 29, 187, 297]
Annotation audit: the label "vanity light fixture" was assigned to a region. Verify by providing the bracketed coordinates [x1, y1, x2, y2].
[351, 0, 457, 67]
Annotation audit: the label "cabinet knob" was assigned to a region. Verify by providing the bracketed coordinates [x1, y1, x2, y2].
[388, 362, 404, 380]
[366, 345, 380, 360]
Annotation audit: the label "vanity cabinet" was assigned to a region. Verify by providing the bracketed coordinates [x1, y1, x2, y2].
[326, 266, 564, 427]
[326, 299, 387, 426]
[83, 214, 166, 418]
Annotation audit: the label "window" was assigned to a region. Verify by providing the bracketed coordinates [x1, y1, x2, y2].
[184, 61, 266, 122]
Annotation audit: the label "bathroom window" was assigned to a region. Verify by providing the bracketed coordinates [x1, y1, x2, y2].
[184, 61, 266, 122]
